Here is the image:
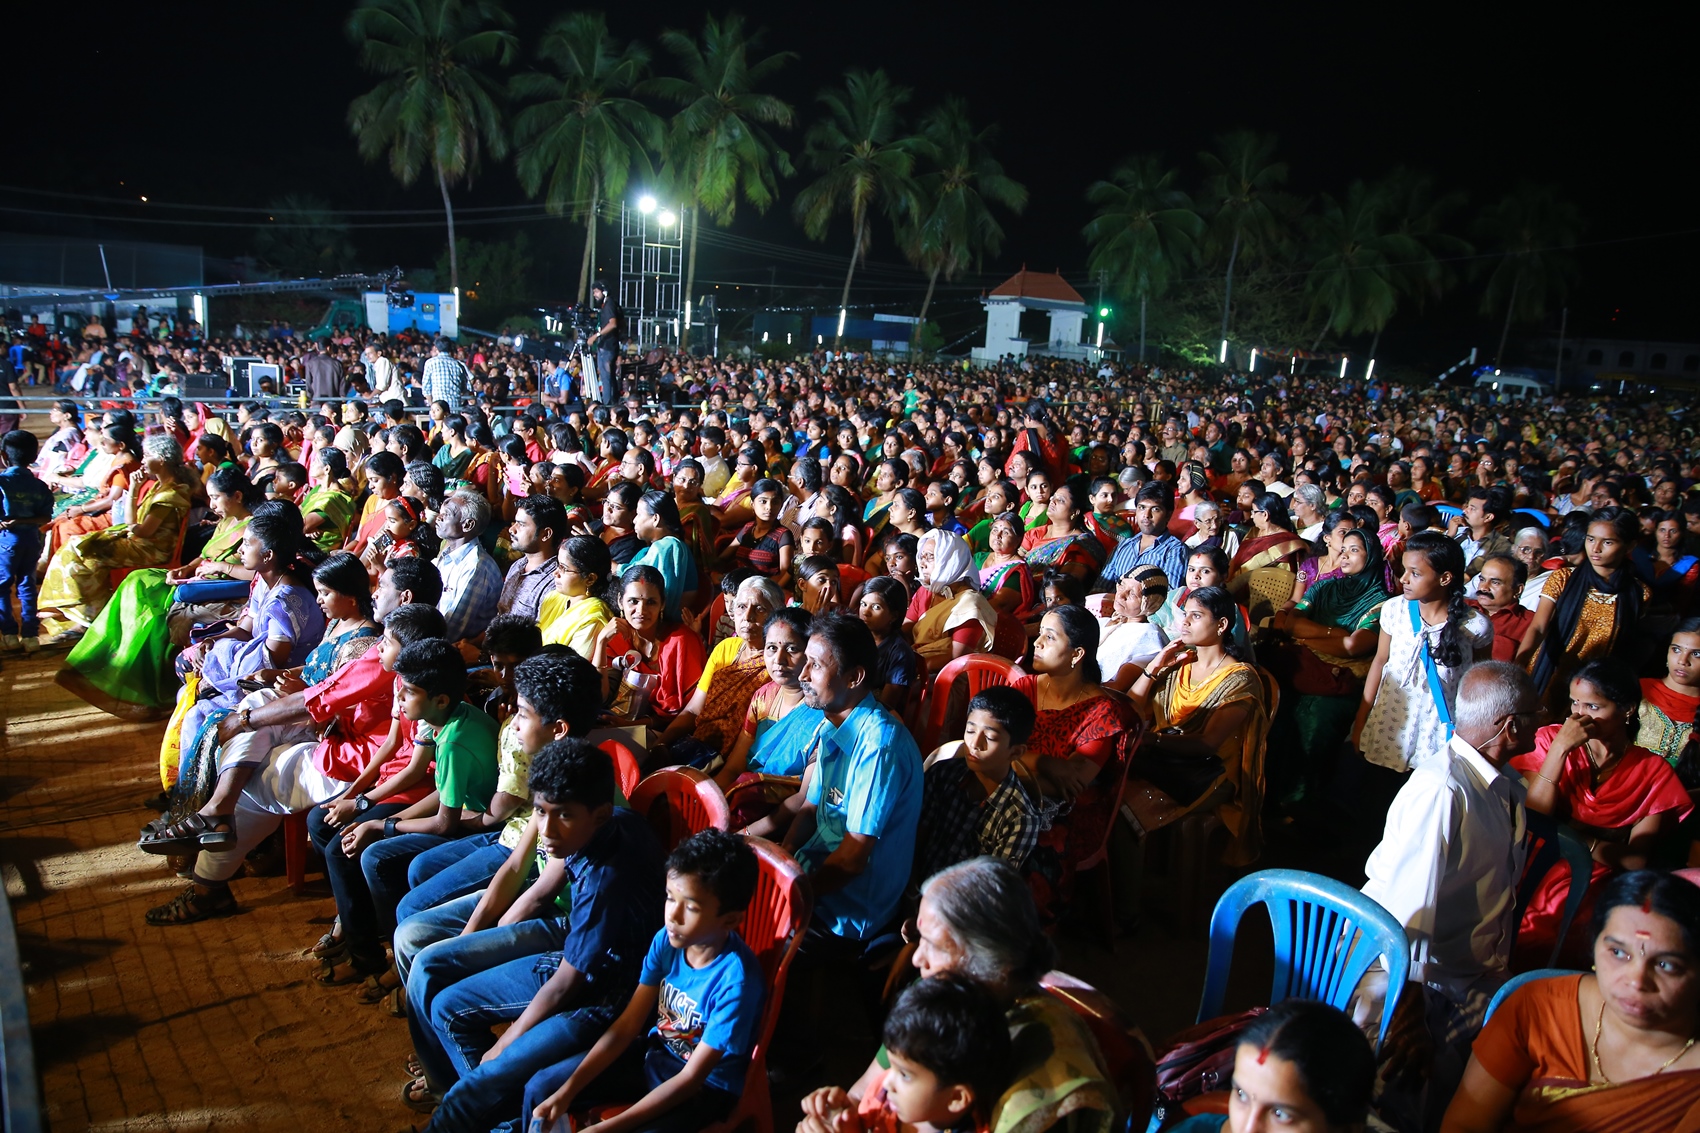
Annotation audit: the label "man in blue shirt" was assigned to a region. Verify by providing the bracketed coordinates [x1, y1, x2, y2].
[1096, 482, 1189, 592]
[783, 612, 921, 946]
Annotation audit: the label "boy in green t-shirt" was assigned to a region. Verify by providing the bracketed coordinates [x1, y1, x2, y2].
[334, 638, 498, 980]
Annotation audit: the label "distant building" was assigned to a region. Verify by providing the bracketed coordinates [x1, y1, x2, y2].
[971, 268, 1089, 364]
[0, 233, 204, 332]
[1554, 336, 1700, 385]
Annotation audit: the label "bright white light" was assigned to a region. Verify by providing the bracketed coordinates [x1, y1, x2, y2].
[1290, 355, 1296, 373]
[657, 210, 677, 227]
[191, 292, 206, 330]
[684, 301, 692, 327]
[836, 309, 847, 337]
[1219, 339, 1228, 364]
[817, 335, 824, 345]
[1365, 357, 1377, 382]
[787, 333, 792, 345]
[1096, 323, 1105, 348]
[762, 331, 769, 343]
[637, 195, 657, 214]
[1339, 356, 1349, 379]
[1249, 348, 1258, 373]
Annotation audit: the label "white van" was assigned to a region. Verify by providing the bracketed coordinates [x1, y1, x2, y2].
[1474, 373, 1551, 401]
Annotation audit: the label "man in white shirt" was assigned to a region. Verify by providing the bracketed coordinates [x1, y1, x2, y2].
[365, 344, 403, 405]
[1359, 661, 1539, 1119]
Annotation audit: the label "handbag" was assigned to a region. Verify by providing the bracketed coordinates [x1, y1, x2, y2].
[1130, 740, 1226, 806]
[1152, 1006, 1268, 1106]
[174, 578, 250, 604]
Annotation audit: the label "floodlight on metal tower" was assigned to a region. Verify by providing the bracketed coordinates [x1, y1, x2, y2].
[637, 195, 657, 214]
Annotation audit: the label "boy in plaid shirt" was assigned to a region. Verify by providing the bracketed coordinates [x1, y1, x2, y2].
[913, 686, 1043, 883]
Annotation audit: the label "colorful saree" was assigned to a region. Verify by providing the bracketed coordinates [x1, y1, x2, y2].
[301, 486, 355, 551]
[1231, 530, 1307, 574]
[1511, 726, 1692, 967]
[691, 644, 771, 756]
[38, 479, 192, 634]
[911, 587, 999, 666]
[1023, 529, 1108, 574]
[63, 512, 253, 710]
[1639, 677, 1700, 768]
[1153, 661, 1269, 865]
[537, 593, 613, 661]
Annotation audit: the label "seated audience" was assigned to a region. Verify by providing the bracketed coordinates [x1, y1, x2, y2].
[916, 687, 1043, 881]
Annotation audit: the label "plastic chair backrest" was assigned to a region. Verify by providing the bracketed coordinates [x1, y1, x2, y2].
[628, 767, 730, 852]
[1435, 503, 1464, 520]
[595, 738, 644, 801]
[1039, 971, 1156, 1133]
[1075, 712, 1144, 873]
[1198, 869, 1411, 1052]
[1484, 969, 1578, 1023]
[1513, 508, 1551, 528]
[1515, 812, 1594, 969]
[922, 653, 1036, 750]
[1255, 665, 1280, 723]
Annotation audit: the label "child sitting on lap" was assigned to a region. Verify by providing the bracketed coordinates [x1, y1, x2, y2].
[855, 974, 1013, 1133]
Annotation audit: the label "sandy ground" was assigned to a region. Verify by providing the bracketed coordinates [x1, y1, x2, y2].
[3, 644, 1292, 1132]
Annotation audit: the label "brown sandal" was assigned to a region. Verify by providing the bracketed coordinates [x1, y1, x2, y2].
[400, 1075, 439, 1114]
[354, 965, 402, 1004]
[145, 884, 237, 926]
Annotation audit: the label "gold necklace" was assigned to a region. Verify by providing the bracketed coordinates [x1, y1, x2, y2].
[1592, 1000, 1696, 1084]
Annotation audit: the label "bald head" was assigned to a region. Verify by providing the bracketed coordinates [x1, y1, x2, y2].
[1453, 661, 1540, 765]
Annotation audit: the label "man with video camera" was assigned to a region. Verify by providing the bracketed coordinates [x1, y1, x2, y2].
[586, 280, 621, 404]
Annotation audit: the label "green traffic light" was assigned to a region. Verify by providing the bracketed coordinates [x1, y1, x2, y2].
[1098, 307, 1110, 317]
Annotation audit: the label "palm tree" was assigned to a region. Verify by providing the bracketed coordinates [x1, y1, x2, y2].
[1375, 166, 1471, 311]
[1082, 156, 1202, 362]
[646, 14, 796, 352]
[901, 98, 1027, 329]
[793, 68, 923, 345]
[1198, 130, 1288, 349]
[1302, 180, 1426, 352]
[1475, 184, 1583, 365]
[346, 0, 516, 296]
[511, 12, 661, 302]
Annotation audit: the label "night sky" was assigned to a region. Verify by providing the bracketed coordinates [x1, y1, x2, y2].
[9, 2, 1696, 356]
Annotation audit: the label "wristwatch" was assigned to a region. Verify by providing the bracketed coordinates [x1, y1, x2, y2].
[383, 818, 399, 839]
[354, 794, 373, 814]
[240, 708, 253, 731]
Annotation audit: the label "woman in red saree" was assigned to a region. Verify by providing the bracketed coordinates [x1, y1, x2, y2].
[1512, 660, 1693, 968]
[1444, 870, 1700, 1133]
[1018, 605, 1138, 924]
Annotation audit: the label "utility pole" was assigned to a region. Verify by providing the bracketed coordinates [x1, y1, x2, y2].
[1554, 305, 1568, 390]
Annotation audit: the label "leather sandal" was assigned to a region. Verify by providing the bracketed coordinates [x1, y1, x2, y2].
[138, 812, 236, 855]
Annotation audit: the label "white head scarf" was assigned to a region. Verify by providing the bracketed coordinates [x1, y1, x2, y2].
[918, 528, 975, 592]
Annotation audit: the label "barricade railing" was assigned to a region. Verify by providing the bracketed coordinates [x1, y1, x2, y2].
[0, 887, 41, 1133]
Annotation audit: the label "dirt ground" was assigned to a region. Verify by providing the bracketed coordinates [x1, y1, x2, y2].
[3, 644, 1290, 1132]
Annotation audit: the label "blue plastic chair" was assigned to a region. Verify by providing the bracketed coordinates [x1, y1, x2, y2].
[1434, 503, 1464, 520]
[1485, 969, 1578, 1023]
[1513, 508, 1551, 528]
[1198, 870, 1411, 1052]
[1516, 811, 1596, 967]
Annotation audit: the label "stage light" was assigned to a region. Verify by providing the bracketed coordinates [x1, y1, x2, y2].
[1365, 357, 1377, 381]
[1339, 357, 1349, 379]
[657, 210, 677, 227]
[1219, 339, 1227, 364]
[1250, 348, 1257, 372]
[637, 195, 657, 214]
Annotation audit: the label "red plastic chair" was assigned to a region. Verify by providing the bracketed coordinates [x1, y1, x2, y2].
[284, 810, 311, 895]
[628, 767, 730, 851]
[1076, 711, 1143, 948]
[596, 738, 644, 801]
[575, 837, 812, 1133]
[921, 653, 1036, 750]
[1039, 970, 1156, 1133]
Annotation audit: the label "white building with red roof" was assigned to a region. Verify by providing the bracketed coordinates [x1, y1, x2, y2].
[971, 267, 1089, 364]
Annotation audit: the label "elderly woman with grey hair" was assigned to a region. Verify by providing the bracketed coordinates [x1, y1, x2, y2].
[651, 573, 786, 767]
[38, 431, 198, 641]
[1184, 498, 1240, 561]
[798, 857, 1122, 1133]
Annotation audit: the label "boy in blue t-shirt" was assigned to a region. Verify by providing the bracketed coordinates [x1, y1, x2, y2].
[524, 828, 766, 1133]
[0, 430, 55, 650]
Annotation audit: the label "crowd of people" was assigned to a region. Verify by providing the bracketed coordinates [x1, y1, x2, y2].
[6, 312, 1700, 1133]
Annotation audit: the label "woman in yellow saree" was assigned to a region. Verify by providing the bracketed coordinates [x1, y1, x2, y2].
[39, 434, 194, 643]
[537, 535, 615, 660]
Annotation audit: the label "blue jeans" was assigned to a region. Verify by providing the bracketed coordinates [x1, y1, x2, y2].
[308, 799, 411, 971]
[421, 951, 610, 1133]
[0, 531, 41, 636]
[397, 832, 510, 926]
[520, 1042, 737, 1133]
[396, 892, 483, 986]
[361, 831, 452, 943]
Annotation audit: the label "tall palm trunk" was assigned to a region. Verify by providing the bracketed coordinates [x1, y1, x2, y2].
[681, 205, 699, 353]
[834, 213, 866, 347]
[917, 262, 940, 327]
[1219, 228, 1240, 347]
[1139, 295, 1147, 364]
[577, 185, 599, 303]
[1494, 271, 1522, 366]
[438, 165, 459, 296]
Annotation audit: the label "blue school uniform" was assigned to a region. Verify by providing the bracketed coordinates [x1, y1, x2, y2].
[0, 464, 54, 636]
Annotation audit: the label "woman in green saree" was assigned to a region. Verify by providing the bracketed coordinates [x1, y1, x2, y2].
[1264, 527, 1388, 807]
[56, 466, 259, 720]
[431, 414, 476, 481]
[300, 448, 356, 552]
